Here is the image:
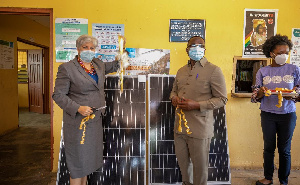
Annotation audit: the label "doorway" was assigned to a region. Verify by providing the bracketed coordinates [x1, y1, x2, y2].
[0, 7, 54, 170]
[17, 37, 50, 114]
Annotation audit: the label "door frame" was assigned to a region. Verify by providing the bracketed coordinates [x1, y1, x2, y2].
[0, 7, 54, 170]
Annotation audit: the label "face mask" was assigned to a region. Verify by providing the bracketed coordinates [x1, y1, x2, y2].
[188, 47, 205, 61]
[80, 50, 95, 63]
[273, 53, 289, 65]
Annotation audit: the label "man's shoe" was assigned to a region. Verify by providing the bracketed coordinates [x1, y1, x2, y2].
[256, 180, 273, 185]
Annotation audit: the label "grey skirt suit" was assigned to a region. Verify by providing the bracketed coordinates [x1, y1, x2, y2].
[53, 56, 119, 178]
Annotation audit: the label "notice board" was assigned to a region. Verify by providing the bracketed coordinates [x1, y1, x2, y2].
[169, 19, 206, 42]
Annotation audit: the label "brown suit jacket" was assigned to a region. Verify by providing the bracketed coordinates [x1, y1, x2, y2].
[170, 58, 227, 139]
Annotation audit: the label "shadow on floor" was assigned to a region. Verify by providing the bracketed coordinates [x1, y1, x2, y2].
[0, 108, 56, 185]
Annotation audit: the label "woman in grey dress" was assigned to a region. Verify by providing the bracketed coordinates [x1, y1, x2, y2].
[53, 35, 119, 185]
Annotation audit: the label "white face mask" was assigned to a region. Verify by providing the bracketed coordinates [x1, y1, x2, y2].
[273, 53, 289, 65]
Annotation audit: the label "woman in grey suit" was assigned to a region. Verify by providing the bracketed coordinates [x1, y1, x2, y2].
[53, 35, 120, 185]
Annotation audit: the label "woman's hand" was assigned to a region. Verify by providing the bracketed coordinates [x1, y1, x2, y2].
[257, 86, 268, 99]
[259, 86, 268, 93]
[78, 106, 93, 116]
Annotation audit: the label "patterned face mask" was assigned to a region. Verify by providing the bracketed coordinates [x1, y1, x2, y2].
[188, 47, 205, 61]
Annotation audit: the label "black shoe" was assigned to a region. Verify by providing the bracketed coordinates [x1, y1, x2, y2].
[256, 180, 273, 185]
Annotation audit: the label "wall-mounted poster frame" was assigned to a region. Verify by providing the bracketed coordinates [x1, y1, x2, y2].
[92, 23, 124, 62]
[169, 19, 206, 42]
[242, 9, 278, 58]
[0, 39, 14, 69]
[290, 28, 300, 67]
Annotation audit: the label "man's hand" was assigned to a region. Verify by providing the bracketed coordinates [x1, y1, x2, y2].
[177, 97, 200, 111]
[171, 96, 180, 107]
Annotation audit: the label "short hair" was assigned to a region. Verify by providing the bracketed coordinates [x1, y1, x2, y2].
[76, 35, 98, 49]
[262, 34, 293, 58]
[187, 36, 205, 45]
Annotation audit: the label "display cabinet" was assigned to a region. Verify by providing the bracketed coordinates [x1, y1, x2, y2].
[231, 56, 271, 98]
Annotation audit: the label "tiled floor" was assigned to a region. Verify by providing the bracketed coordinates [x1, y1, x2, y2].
[231, 168, 300, 185]
[0, 108, 55, 185]
[1, 108, 299, 185]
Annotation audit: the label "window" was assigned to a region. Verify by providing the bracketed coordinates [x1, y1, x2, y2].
[18, 50, 28, 83]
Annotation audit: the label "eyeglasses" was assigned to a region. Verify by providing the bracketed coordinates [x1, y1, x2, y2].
[187, 44, 205, 49]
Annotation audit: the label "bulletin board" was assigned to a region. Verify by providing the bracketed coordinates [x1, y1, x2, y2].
[169, 19, 206, 42]
[0, 39, 14, 69]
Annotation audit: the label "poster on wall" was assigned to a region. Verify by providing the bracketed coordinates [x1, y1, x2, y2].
[169, 19, 206, 42]
[92, 24, 124, 62]
[290, 28, 300, 67]
[0, 39, 14, 69]
[55, 18, 88, 62]
[243, 9, 278, 58]
[125, 48, 170, 75]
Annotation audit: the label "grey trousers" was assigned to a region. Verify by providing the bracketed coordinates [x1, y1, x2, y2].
[174, 133, 211, 185]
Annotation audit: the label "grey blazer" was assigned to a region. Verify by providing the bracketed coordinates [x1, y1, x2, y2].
[53, 56, 119, 124]
[52, 56, 119, 178]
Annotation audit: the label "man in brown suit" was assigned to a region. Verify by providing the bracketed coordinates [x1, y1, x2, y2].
[170, 36, 227, 185]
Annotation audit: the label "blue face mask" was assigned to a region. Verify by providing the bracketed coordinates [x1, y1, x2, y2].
[80, 50, 95, 63]
[188, 47, 205, 61]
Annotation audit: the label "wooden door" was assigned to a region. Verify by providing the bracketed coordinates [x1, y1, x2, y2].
[28, 49, 43, 113]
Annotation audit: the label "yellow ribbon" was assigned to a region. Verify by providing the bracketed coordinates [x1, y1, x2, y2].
[265, 89, 272, 97]
[276, 91, 283, 108]
[176, 107, 192, 134]
[265, 88, 296, 108]
[79, 114, 95, 144]
[118, 35, 124, 94]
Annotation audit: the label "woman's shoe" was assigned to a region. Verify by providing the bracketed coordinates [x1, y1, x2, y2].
[256, 180, 273, 185]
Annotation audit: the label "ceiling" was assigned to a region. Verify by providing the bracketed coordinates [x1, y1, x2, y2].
[23, 15, 50, 28]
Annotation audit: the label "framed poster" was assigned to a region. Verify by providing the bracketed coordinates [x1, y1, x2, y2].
[290, 28, 300, 67]
[92, 24, 124, 62]
[125, 48, 170, 75]
[55, 18, 88, 62]
[0, 39, 14, 69]
[169, 19, 206, 42]
[243, 9, 278, 58]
